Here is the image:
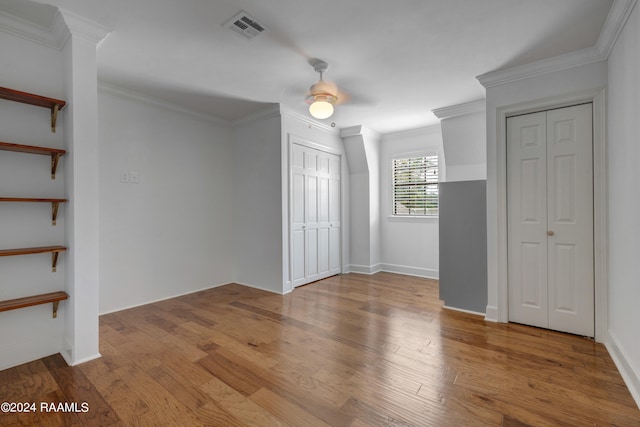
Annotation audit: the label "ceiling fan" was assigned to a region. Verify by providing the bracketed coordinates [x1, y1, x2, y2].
[306, 59, 343, 120]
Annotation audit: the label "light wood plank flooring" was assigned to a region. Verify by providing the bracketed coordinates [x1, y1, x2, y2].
[1, 272, 639, 426]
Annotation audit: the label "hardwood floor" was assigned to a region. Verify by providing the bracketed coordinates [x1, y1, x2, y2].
[1, 272, 639, 426]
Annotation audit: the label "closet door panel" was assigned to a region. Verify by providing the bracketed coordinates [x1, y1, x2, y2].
[507, 112, 548, 329]
[546, 104, 593, 336]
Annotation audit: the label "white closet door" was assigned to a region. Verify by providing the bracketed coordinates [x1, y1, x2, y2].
[507, 104, 594, 337]
[291, 143, 341, 288]
[316, 152, 331, 278]
[291, 145, 308, 286]
[305, 150, 319, 282]
[546, 104, 593, 335]
[328, 153, 341, 275]
[508, 111, 549, 329]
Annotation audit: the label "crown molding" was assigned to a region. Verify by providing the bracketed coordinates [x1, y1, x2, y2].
[343, 124, 441, 140]
[98, 81, 231, 126]
[432, 99, 486, 120]
[339, 125, 381, 140]
[0, 10, 59, 49]
[362, 126, 382, 141]
[477, 0, 636, 89]
[231, 104, 282, 127]
[232, 104, 343, 135]
[477, 46, 604, 88]
[55, 9, 111, 47]
[382, 123, 442, 140]
[596, 0, 637, 57]
[340, 126, 362, 138]
[50, 9, 69, 48]
[278, 105, 339, 134]
[0, 7, 111, 50]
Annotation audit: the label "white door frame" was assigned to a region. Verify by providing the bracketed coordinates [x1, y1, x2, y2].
[287, 134, 344, 291]
[494, 88, 607, 341]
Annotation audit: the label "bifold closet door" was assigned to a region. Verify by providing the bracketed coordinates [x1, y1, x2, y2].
[291, 144, 341, 288]
[507, 103, 594, 337]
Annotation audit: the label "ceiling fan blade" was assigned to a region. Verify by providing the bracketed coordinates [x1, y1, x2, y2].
[287, 58, 379, 111]
[335, 87, 351, 105]
[310, 79, 338, 97]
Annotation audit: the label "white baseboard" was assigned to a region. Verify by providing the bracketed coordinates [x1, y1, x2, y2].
[58, 338, 101, 367]
[100, 281, 286, 318]
[99, 281, 232, 315]
[60, 337, 73, 366]
[379, 263, 439, 279]
[70, 353, 102, 366]
[347, 263, 382, 275]
[232, 281, 284, 295]
[347, 263, 439, 279]
[484, 305, 498, 322]
[284, 280, 293, 294]
[0, 340, 62, 371]
[443, 305, 486, 317]
[606, 330, 640, 409]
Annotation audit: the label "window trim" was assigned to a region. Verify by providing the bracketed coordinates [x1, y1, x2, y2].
[390, 153, 439, 218]
[386, 214, 439, 223]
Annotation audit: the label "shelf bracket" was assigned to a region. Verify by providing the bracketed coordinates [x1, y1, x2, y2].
[51, 202, 60, 226]
[51, 153, 61, 179]
[52, 300, 61, 318]
[51, 104, 59, 133]
[52, 251, 59, 272]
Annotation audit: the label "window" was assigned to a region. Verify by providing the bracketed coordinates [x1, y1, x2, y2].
[392, 155, 438, 216]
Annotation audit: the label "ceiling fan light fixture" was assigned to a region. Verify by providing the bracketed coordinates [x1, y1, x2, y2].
[309, 100, 334, 119]
[308, 94, 336, 119]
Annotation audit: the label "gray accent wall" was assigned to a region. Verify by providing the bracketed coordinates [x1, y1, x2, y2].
[439, 180, 487, 313]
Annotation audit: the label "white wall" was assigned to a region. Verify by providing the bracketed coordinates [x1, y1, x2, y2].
[98, 88, 234, 313]
[439, 110, 486, 182]
[379, 126, 442, 278]
[607, 1, 640, 406]
[342, 126, 382, 273]
[342, 131, 369, 270]
[348, 172, 371, 269]
[232, 111, 284, 293]
[0, 31, 67, 370]
[367, 134, 381, 269]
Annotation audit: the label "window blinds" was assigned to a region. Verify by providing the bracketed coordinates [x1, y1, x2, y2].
[392, 155, 438, 216]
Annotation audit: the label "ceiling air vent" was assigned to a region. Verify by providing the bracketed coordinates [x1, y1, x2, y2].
[223, 11, 266, 40]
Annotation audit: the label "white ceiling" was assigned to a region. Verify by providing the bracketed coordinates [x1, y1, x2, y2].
[2, 0, 613, 134]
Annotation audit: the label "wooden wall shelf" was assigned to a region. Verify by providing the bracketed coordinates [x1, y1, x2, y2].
[0, 198, 67, 225]
[0, 142, 66, 179]
[0, 291, 68, 318]
[0, 86, 69, 323]
[0, 87, 66, 133]
[0, 246, 67, 272]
